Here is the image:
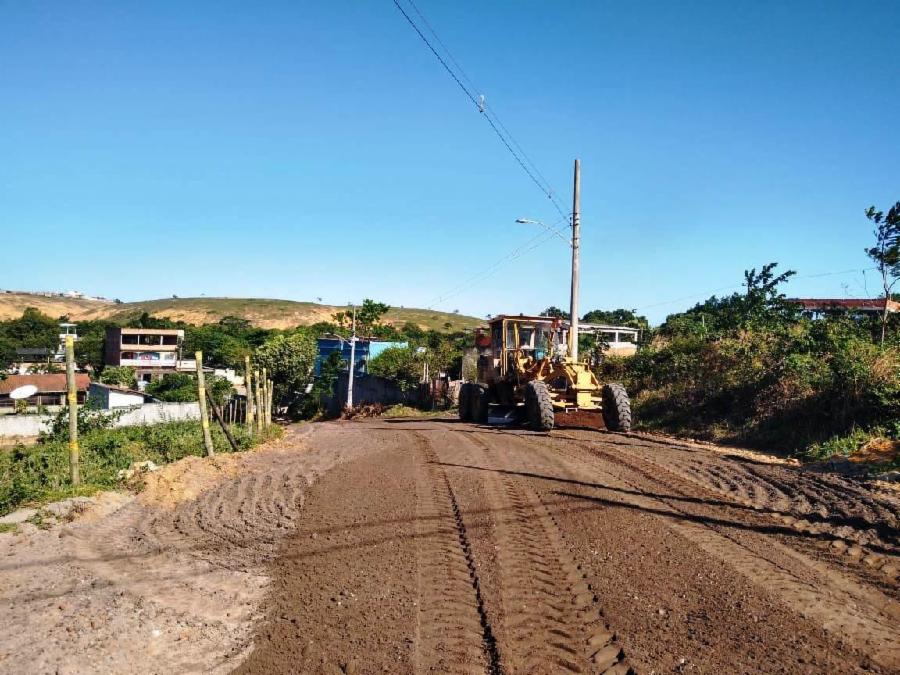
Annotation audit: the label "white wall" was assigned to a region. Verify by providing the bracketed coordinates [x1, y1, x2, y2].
[0, 402, 202, 438]
[109, 390, 145, 408]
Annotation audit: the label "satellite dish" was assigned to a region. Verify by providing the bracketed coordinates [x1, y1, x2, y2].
[9, 385, 38, 400]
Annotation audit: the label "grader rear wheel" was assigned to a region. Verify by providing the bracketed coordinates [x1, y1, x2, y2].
[525, 381, 555, 431]
[472, 384, 491, 424]
[458, 383, 473, 422]
[602, 382, 632, 432]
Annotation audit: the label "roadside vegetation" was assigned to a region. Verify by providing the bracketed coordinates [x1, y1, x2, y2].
[600, 263, 899, 460]
[0, 407, 280, 515]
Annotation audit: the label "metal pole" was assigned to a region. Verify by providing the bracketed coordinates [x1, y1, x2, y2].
[569, 158, 581, 362]
[195, 351, 215, 457]
[346, 305, 357, 410]
[65, 335, 80, 485]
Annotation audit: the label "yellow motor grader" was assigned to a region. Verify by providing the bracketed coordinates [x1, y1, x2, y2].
[458, 314, 631, 432]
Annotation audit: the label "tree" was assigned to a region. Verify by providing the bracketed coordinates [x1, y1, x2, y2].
[581, 308, 650, 332]
[254, 331, 318, 415]
[864, 202, 900, 345]
[146, 373, 198, 402]
[332, 299, 391, 337]
[660, 262, 797, 337]
[541, 306, 569, 320]
[367, 346, 424, 391]
[3, 308, 59, 350]
[99, 366, 137, 389]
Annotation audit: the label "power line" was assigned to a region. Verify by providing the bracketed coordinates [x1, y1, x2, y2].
[427, 216, 571, 308]
[404, 0, 564, 211]
[392, 0, 569, 221]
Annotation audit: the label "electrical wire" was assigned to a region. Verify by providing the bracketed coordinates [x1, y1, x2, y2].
[404, 0, 565, 212]
[426, 216, 571, 308]
[392, 0, 569, 221]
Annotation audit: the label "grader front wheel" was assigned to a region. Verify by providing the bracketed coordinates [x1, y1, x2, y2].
[525, 381, 555, 431]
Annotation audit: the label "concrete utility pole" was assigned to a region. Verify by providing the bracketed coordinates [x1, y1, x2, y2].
[569, 158, 581, 362]
[346, 305, 357, 410]
[65, 335, 80, 485]
[195, 351, 215, 457]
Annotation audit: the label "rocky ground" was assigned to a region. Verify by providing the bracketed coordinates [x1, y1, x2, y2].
[0, 419, 898, 674]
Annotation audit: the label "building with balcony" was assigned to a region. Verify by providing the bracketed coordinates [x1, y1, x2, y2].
[104, 327, 190, 384]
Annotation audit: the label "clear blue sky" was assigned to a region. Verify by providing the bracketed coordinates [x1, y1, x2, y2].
[2, 1, 898, 324]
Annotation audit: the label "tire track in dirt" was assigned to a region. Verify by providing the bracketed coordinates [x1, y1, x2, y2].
[565, 433, 900, 585]
[534, 433, 900, 671]
[445, 429, 632, 674]
[413, 433, 501, 674]
[589, 433, 900, 552]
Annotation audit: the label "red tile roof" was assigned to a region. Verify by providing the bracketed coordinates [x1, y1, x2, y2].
[0, 373, 91, 396]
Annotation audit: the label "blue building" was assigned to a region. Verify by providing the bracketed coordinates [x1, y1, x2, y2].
[315, 338, 408, 376]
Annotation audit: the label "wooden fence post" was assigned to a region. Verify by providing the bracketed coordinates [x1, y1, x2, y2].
[65, 335, 80, 485]
[195, 351, 215, 457]
[261, 367, 268, 430]
[206, 391, 240, 452]
[268, 379, 274, 425]
[254, 369, 263, 434]
[244, 355, 255, 434]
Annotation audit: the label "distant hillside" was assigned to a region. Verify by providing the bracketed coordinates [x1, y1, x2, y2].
[0, 292, 482, 332]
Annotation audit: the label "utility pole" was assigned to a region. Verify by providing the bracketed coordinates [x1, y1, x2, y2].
[65, 335, 80, 485]
[569, 158, 581, 362]
[346, 305, 357, 410]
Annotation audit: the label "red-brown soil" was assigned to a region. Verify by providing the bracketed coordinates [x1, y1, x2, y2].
[1, 419, 898, 674]
[236, 419, 898, 674]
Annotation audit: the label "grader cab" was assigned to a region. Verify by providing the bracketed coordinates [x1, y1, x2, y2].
[458, 315, 631, 432]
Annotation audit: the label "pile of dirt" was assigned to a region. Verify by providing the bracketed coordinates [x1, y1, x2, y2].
[340, 403, 386, 419]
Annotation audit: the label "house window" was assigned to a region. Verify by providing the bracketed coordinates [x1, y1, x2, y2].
[122, 335, 139, 345]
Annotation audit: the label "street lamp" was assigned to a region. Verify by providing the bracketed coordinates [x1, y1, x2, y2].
[515, 218, 571, 246]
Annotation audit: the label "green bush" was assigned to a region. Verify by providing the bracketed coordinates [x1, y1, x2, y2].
[99, 366, 137, 389]
[602, 264, 900, 456]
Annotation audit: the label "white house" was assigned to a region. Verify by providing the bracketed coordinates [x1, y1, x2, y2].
[88, 382, 158, 409]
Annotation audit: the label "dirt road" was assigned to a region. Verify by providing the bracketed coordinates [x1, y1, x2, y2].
[1, 419, 898, 674]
